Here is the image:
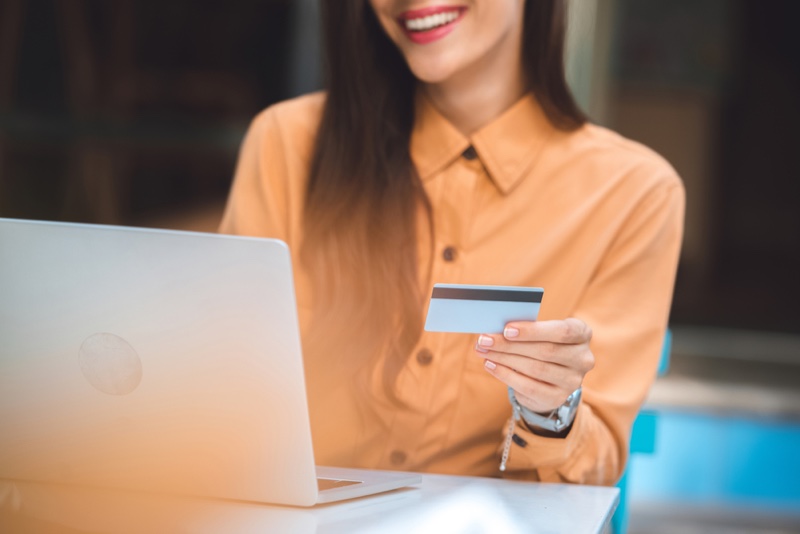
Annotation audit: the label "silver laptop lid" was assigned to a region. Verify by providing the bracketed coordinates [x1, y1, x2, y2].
[0, 218, 320, 505]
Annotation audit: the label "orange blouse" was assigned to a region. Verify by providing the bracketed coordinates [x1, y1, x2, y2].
[219, 92, 684, 485]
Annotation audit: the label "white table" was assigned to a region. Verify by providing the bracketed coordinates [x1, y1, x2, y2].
[1, 474, 618, 533]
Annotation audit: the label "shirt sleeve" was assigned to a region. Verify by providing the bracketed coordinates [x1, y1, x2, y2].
[218, 107, 291, 241]
[500, 168, 685, 485]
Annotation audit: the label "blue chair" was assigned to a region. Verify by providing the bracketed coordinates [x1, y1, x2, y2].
[611, 329, 672, 534]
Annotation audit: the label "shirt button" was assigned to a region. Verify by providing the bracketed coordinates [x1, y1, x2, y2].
[462, 146, 478, 160]
[390, 450, 407, 465]
[416, 348, 434, 366]
[442, 246, 457, 262]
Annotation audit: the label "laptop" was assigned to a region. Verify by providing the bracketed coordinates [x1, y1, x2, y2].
[0, 218, 421, 506]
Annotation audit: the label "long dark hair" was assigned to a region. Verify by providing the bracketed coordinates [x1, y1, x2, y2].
[301, 0, 586, 399]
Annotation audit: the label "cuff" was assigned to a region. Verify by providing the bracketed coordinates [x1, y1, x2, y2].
[501, 403, 590, 472]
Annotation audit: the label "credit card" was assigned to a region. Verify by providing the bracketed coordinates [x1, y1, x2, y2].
[423, 283, 544, 334]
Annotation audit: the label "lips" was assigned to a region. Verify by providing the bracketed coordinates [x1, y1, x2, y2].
[397, 5, 467, 45]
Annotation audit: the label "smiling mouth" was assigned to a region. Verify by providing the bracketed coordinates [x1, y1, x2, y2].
[397, 6, 467, 44]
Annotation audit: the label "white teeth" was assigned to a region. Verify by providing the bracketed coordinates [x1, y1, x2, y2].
[405, 10, 459, 32]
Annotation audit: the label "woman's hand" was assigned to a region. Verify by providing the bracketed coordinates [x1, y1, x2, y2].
[474, 318, 595, 413]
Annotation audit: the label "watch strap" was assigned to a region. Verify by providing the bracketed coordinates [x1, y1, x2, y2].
[507, 387, 582, 435]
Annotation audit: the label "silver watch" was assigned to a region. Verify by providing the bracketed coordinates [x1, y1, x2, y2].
[507, 387, 582, 434]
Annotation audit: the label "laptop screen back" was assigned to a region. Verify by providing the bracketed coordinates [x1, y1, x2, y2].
[0, 219, 319, 505]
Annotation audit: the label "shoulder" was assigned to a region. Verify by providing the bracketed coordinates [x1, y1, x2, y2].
[245, 92, 327, 152]
[237, 92, 326, 172]
[532, 122, 685, 233]
[554, 122, 683, 197]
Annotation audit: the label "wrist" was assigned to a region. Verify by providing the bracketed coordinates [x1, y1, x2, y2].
[507, 387, 582, 438]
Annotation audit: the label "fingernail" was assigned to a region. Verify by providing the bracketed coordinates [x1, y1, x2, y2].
[478, 335, 494, 347]
[475, 344, 489, 354]
[484, 360, 496, 371]
[504, 327, 519, 338]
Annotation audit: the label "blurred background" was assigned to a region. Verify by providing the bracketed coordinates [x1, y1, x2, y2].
[0, 0, 798, 532]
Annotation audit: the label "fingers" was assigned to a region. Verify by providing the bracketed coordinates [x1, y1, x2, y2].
[474, 318, 595, 412]
[504, 318, 592, 344]
[476, 334, 594, 372]
[483, 360, 571, 413]
[478, 349, 584, 391]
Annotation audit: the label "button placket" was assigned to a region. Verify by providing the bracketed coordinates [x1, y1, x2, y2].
[419, 156, 487, 460]
[384, 157, 479, 470]
[389, 450, 407, 466]
[416, 348, 434, 366]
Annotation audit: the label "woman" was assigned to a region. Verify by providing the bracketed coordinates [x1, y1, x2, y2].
[220, 0, 684, 485]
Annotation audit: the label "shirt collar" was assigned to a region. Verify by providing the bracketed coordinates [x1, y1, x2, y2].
[410, 91, 557, 195]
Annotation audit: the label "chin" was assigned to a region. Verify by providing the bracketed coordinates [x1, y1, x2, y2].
[405, 57, 461, 85]
[410, 69, 453, 84]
